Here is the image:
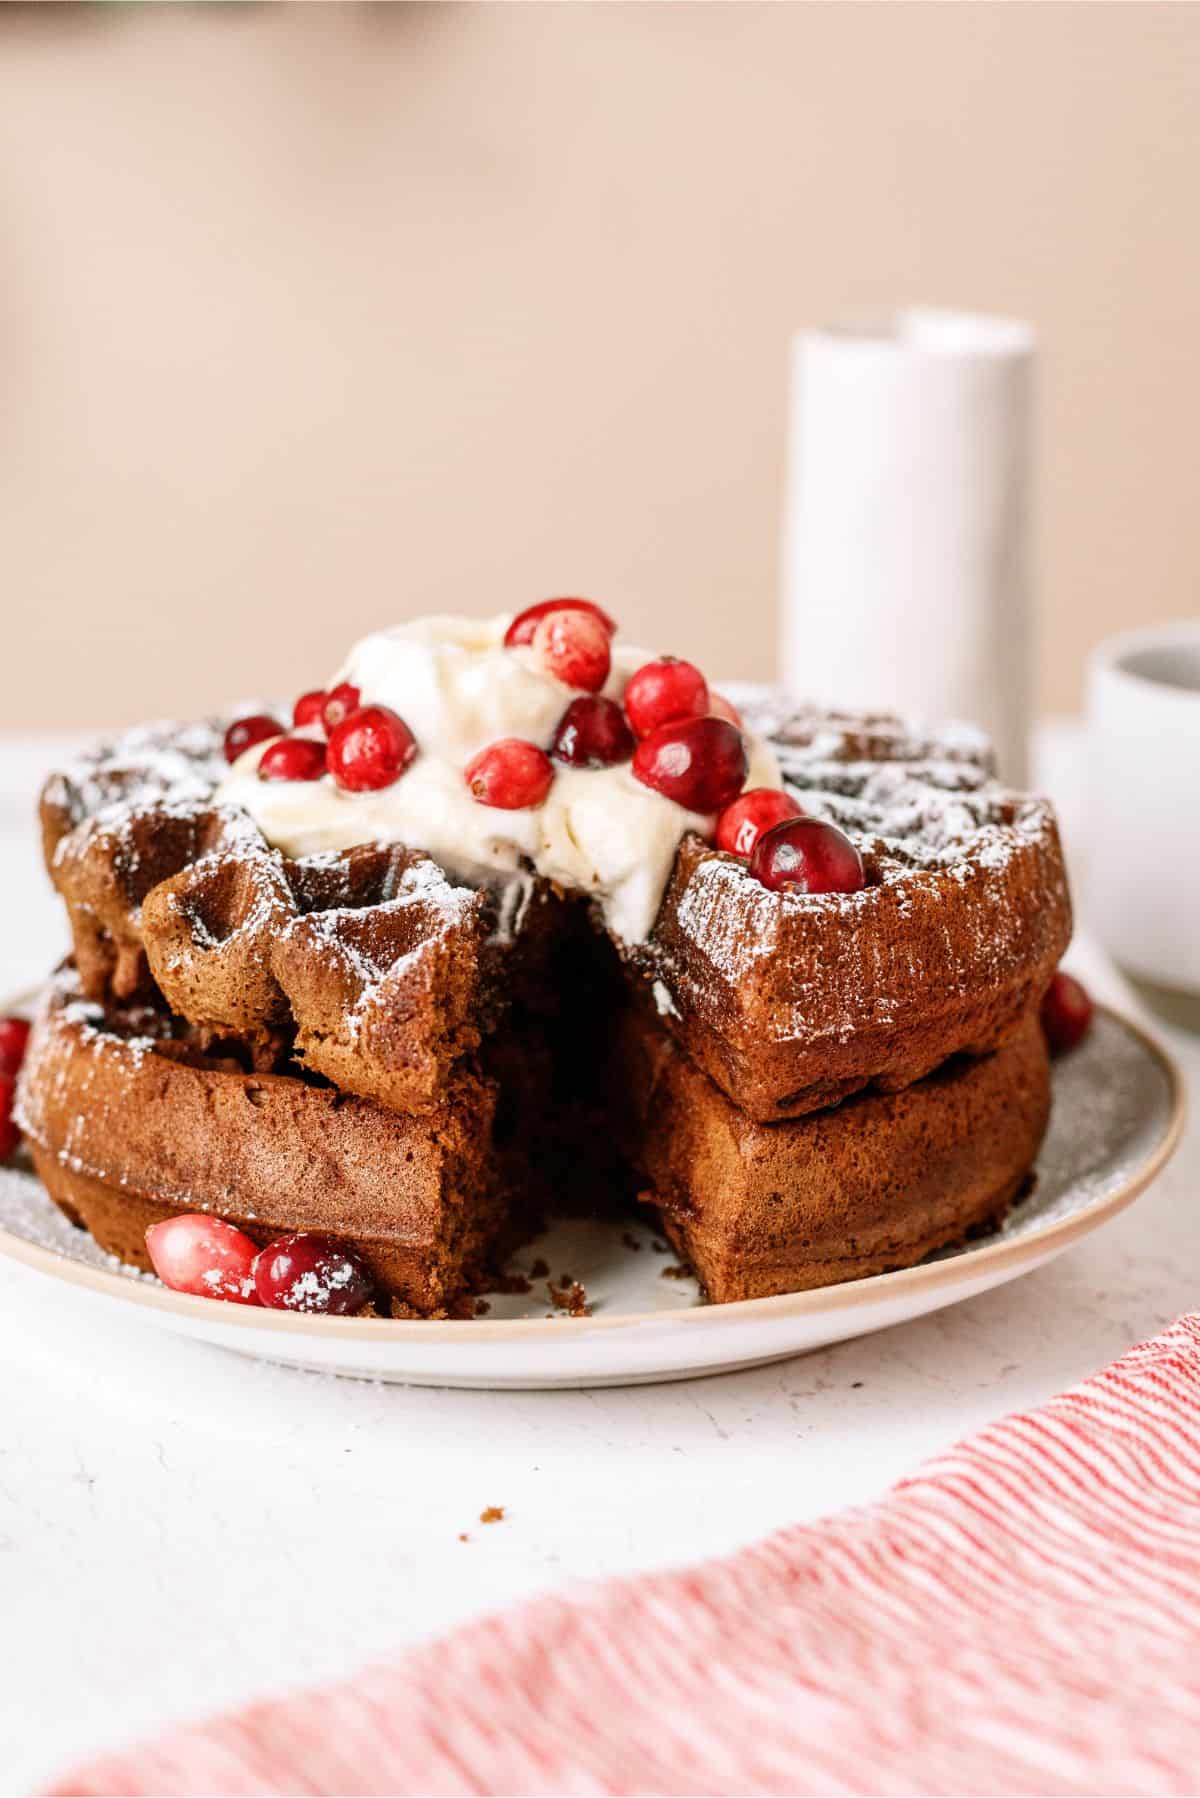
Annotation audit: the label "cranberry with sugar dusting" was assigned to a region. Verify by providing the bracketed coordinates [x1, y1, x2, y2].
[631, 716, 748, 813]
[253, 1232, 373, 1315]
[465, 739, 554, 809]
[322, 682, 361, 736]
[0, 1017, 31, 1078]
[292, 690, 327, 730]
[623, 657, 709, 739]
[716, 788, 804, 859]
[144, 1214, 261, 1304]
[749, 817, 865, 896]
[327, 705, 417, 792]
[258, 736, 328, 783]
[532, 608, 612, 693]
[0, 1072, 20, 1162]
[1041, 970, 1093, 1055]
[504, 598, 616, 649]
[551, 696, 635, 769]
[223, 714, 283, 766]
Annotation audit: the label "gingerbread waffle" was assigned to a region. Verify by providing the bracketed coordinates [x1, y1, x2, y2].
[16, 968, 527, 1314]
[645, 696, 1070, 1117]
[610, 1005, 1051, 1303]
[39, 697, 1070, 1123]
[48, 755, 491, 1112]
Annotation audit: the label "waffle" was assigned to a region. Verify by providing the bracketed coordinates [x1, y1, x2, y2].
[50, 772, 491, 1112]
[39, 696, 1070, 1122]
[16, 969, 528, 1314]
[640, 699, 1070, 1118]
[610, 1006, 1051, 1302]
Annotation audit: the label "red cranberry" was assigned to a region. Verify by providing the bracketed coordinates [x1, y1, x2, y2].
[223, 714, 283, 765]
[716, 788, 804, 859]
[550, 696, 635, 769]
[504, 598, 616, 649]
[623, 658, 709, 739]
[144, 1214, 261, 1304]
[465, 739, 554, 809]
[632, 716, 748, 813]
[0, 1017, 31, 1078]
[708, 690, 744, 729]
[749, 817, 865, 895]
[253, 1232, 373, 1315]
[327, 705, 418, 792]
[1041, 970, 1093, 1055]
[292, 689, 327, 730]
[322, 681, 361, 736]
[532, 608, 612, 693]
[258, 736, 328, 783]
[0, 1072, 20, 1162]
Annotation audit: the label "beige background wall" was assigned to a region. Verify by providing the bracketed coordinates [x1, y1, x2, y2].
[2, 2, 1198, 730]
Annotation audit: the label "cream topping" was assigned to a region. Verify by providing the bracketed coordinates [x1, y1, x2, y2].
[215, 613, 780, 943]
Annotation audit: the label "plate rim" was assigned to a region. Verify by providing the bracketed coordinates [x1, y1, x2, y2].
[0, 1003, 1186, 1345]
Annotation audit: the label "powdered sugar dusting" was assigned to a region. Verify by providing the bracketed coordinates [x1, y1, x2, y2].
[45, 716, 229, 830]
[646, 689, 1069, 1044]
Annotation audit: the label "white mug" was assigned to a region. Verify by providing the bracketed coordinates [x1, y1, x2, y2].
[1088, 621, 1200, 1004]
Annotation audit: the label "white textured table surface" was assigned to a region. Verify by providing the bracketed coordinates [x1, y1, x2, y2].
[1, 730, 1195, 1795]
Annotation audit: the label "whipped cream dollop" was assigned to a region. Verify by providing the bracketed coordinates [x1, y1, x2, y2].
[216, 614, 780, 943]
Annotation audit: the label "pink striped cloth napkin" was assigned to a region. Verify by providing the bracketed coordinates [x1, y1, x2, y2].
[52, 1313, 1200, 1797]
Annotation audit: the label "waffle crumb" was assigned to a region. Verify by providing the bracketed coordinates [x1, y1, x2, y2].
[620, 1231, 641, 1252]
[480, 1506, 505, 1525]
[548, 1278, 591, 1316]
[661, 1263, 691, 1280]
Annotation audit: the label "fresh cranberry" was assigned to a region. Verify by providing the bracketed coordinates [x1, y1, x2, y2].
[550, 696, 636, 768]
[223, 714, 283, 765]
[465, 739, 554, 809]
[0, 1017, 31, 1078]
[253, 1232, 373, 1315]
[292, 689, 327, 730]
[632, 716, 748, 813]
[716, 788, 804, 859]
[749, 817, 865, 896]
[504, 598, 616, 649]
[708, 690, 744, 729]
[322, 681, 361, 736]
[1041, 970, 1094, 1055]
[258, 736, 328, 782]
[623, 658, 709, 739]
[0, 1072, 20, 1162]
[327, 705, 417, 792]
[144, 1214, 261, 1304]
[532, 609, 612, 693]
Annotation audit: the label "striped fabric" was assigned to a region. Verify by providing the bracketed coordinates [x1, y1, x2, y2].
[51, 1314, 1200, 1797]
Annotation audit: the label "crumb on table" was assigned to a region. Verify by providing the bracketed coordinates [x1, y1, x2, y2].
[480, 1505, 505, 1525]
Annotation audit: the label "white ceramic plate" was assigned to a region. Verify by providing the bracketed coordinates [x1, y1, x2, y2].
[0, 1005, 1183, 1388]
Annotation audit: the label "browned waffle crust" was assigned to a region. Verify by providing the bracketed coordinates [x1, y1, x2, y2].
[610, 1008, 1051, 1302]
[17, 971, 529, 1314]
[20, 695, 1070, 1311]
[643, 704, 1070, 1118]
